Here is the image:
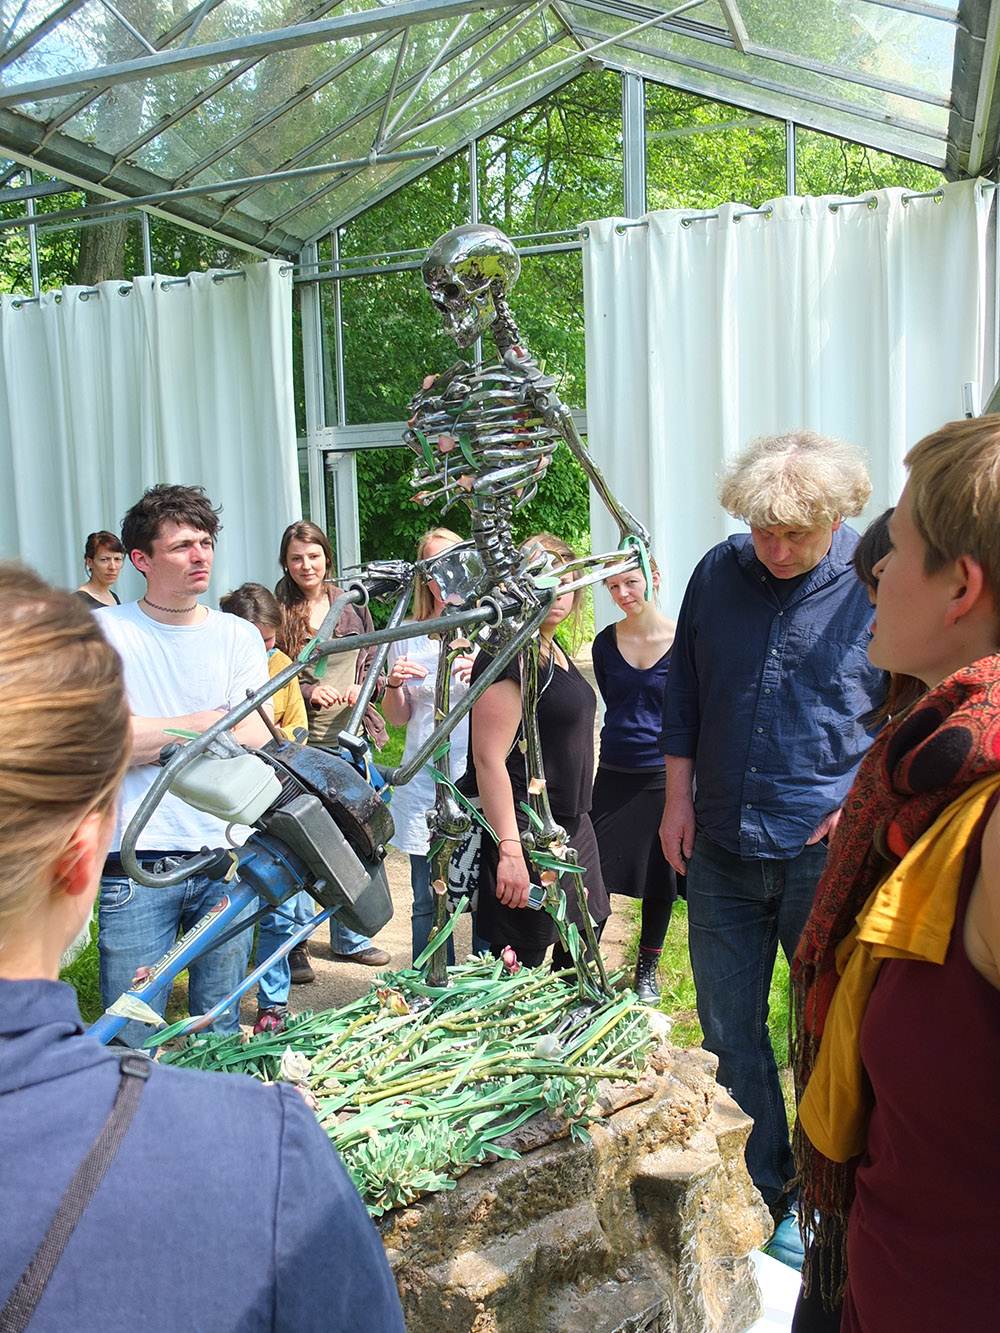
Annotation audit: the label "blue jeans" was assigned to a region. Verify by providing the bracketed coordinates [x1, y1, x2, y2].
[685, 833, 828, 1207]
[410, 854, 455, 965]
[255, 891, 317, 1007]
[329, 919, 373, 956]
[98, 872, 257, 1047]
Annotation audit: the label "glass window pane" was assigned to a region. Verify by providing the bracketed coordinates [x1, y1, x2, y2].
[645, 85, 786, 208]
[794, 125, 945, 195]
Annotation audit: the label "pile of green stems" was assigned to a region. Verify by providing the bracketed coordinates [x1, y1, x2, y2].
[161, 955, 655, 1214]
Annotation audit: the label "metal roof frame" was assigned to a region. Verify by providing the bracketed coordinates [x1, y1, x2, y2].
[0, 0, 992, 258]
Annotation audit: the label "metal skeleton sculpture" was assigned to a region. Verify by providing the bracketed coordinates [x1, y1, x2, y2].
[402, 223, 650, 993]
[95, 224, 651, 1046]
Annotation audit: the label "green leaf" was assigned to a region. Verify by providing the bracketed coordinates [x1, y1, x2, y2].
[519, 802, 544, 831]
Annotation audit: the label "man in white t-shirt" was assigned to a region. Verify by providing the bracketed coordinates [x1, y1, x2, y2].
[96, 484, 272, 1046]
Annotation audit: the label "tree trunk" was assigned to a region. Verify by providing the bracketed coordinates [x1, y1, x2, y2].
[75, 194, 128, 284]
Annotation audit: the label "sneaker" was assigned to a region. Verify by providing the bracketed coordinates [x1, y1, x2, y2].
[331, 945, 391, 967]
[633, 950, 661, 1005]
[253, 1005, 287, 1036]
[763, 1208, 804, 1271]
[289, 943, 315, 985]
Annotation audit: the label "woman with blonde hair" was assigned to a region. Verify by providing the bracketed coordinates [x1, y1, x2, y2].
[459, 533, 610, 965]
[382, 527, 474, 962]
[0, 564, 404, 1331]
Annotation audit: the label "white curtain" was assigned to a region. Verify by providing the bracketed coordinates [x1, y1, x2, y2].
[582, 179, 993, 617]
[0, 260, 300, 603]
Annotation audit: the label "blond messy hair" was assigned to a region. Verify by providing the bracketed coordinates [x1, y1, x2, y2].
[413, 526, 464, 621]
[0, 564, 130, 936]
[718, 430, 871, 529]
[905, 418, 1000, 598]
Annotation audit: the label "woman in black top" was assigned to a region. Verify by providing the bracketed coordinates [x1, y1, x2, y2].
[464, 533, 609, 965]
[74, 531, 124, 609]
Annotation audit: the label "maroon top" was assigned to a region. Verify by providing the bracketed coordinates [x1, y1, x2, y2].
[843, 796, 1000, 1332]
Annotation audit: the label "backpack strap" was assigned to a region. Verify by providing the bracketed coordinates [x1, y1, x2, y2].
[0, 1052, 151, 1332]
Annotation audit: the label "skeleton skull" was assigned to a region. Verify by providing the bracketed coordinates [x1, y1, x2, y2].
[422, 224, 521, 348]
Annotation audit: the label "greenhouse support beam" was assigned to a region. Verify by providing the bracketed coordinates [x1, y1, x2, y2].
[571, 26, 949, 149]
[0, 148, 440, 233]
[300, 241, 329, 536]
[968, 1, 1000, 176]
[0, 0, 515, 109]
[622, 71, 646, 218]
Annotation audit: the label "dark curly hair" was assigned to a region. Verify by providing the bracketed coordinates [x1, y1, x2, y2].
[120, 484, 221, 557]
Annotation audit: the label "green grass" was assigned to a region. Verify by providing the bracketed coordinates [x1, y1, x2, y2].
[59, 915, 103, 1022]
[621, 898, 794, 1118]
[61, 909, 192, 1026]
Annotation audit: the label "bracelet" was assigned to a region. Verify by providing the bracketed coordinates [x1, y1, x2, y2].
[387, 680, 402, 688]
[498, 838, 521, 849]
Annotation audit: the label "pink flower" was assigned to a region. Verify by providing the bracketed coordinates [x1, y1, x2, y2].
[502, 945, 520, 974]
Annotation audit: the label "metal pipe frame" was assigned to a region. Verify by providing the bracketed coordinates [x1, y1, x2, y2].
[0, 148, 441, 235]
[0, 0, 515, 110]
[264, 31, 575, 236]
[226, 5, 528, 223]
[622, 69, 646, 218]
[300, 239, 329, 535]
[568, 25, 949, 155]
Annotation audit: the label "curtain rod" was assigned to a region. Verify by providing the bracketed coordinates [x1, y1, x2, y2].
[290, 227, 580, 274]
[7, 267, 247, 309]
[585, 186, 979, 236]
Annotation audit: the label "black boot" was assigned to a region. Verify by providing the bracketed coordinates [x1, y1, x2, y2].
[289, 943, 315, 984]
[634, 950, 661, 1005]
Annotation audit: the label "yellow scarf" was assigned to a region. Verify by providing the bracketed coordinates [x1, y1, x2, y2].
[797, 772, 1000, 1162]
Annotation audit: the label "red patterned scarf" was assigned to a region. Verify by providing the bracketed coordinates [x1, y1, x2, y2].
[791, 654, 1000, 1297]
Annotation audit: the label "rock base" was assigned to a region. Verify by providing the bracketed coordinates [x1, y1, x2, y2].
[379, 1044, 771, 1332]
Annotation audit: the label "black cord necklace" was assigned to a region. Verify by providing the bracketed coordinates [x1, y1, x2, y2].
[141, 595, 198, 614]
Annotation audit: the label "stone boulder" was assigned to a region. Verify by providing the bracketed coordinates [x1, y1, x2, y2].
[379, 1043, 771, 1331]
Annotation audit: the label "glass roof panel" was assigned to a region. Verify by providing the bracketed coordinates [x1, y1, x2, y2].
[564, 0, 952, 161]
[0, 0, 975, 251]
[736, 0, 955, 100]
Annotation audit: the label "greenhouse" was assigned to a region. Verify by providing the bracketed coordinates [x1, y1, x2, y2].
[1, 0, 997, 598]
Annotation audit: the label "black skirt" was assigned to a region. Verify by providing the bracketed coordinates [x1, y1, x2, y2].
[591, 765, 677, 905]
[476, 811, 609, 954]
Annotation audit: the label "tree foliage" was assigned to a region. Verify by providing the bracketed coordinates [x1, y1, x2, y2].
[1, 64, 943, 568]
[333, 70, 941, 565]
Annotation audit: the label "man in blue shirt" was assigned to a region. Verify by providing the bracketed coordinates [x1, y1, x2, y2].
[659, 430, 884, 1256]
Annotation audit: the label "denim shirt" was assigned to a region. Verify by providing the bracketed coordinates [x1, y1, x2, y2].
[660, 527, 885, 859]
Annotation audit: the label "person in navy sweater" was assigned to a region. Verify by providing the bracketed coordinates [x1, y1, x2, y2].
[0, 563, 405, 1333]
[592, 557, 677, 1003]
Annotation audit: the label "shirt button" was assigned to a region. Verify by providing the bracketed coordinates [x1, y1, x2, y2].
[764, 688, 771, 694]
[750, 766, 757, 772]
[746, 803, 753, 809]
[778, 611, 784, 616]
[771, 649, 778, 655]
[757, 726, 763, 733]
